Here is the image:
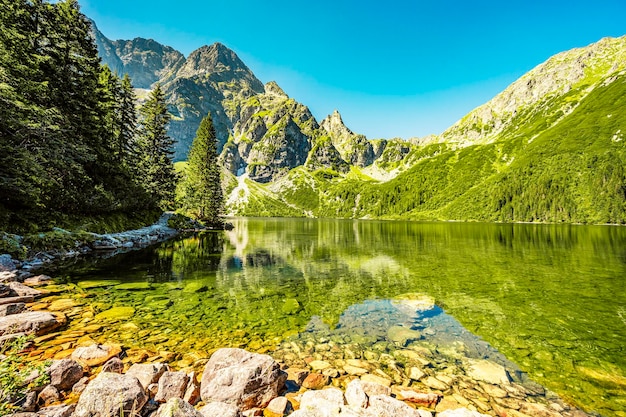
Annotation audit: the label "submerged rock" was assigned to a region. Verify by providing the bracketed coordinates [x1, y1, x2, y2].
[71, 343, 122, 367]
[387, 326, 422, 347]
[200, 348, 286, 410]
[465, 359, 511, 385]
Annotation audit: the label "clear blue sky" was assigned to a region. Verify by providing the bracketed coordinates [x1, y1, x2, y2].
[81, 0, 626, 139]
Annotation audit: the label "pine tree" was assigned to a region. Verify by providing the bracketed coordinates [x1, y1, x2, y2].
[119, 74, 138, 160]
[137, 84, 177, 210]
[180, 112, 223, 223]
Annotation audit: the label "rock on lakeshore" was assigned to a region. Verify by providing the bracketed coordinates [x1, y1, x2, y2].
[0, 311, 62, 335]
[72, 372, 148, 417]
[200, 348, 287, 410]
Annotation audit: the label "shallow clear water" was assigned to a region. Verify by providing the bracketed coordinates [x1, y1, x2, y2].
[47, 218, 626, 415]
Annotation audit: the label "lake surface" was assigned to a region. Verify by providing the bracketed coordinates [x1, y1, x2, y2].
[45, 218, 626, 415]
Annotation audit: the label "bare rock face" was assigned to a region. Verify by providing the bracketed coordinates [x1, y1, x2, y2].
[320, 110, 375, 168]
[305, 137, 350, 174]
[72, 372, 148, 417]
[48, 359, 84, 391]
[200, 348, 287, 410]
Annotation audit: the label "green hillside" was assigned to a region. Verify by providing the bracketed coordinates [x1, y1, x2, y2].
[230, 69, 626, 224]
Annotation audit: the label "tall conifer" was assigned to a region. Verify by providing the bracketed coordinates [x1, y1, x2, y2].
[180, 112, 223, 223]
[137, 84, 176, 209]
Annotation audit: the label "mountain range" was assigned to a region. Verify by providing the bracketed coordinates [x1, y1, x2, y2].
[92, 21, 626, 224]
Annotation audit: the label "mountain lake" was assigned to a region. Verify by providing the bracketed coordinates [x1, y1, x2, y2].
[35, 218, 626, 416]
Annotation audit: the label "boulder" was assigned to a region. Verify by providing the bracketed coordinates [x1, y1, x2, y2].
[154, 398, 202, 417]
[0, 302, 26, 317]
[71, 344, 122, 367]
[49, 359, 84, 390]
[0, 295, 34, 306]
[301, 373, 329, 390]
[200, 348, 286, 410]
[8, 282, 42, 298]
[298, 388, 344, 416]
[38, 384, 60, 406]
[72, 376, 90, 394]
[72, 372, 148, 417]
[102, 357, 124, 373]
[0, 311, 61, 335]
[360, 374, 392, 388]
[286, 368, 309, 385]
[37, 404, 76, 417]
[183, 372, 200, 406]
[368, 395, 424, 417]
[199, 401, 242, 417]
[0, 283, 11, 297]
[345, 379, 368, 409]
[154, 371, 189, 402]
[264, 396, 293, 417]
[360, 381, 391, 397]
[24, 275, 53, 286]
[126, 362, 169, 389]
[465, 359, 511, 385]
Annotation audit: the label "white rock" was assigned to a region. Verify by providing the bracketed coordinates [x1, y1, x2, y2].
[345, 379, 368, 409]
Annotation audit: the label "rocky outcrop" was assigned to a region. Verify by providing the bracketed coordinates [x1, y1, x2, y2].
[305, 137, 351, 173]
[320, 110, 375, 167]
[200, 348, 287, 410]
[91, 20, 185, 89]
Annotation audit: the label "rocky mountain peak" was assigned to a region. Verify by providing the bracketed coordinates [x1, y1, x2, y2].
[320, 110, 353, 137]
[265, 81, 288, 98]
[176, 43, 263, 91]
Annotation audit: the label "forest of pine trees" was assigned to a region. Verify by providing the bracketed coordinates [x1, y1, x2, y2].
[0, 0, 221, 233]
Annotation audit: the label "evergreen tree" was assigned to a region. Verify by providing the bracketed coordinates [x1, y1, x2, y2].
[119, 74, 138, 160]
[137, 84, 177, 209]
[180, 112, 223, 223]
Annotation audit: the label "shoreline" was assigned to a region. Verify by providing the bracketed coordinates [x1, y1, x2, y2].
[0, 276, 598, 417]
[0, 217, 602, 417]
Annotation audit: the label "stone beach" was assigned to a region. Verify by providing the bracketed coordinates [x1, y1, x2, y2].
[0, 268, 596, 417]
[0, 219, 602, 417]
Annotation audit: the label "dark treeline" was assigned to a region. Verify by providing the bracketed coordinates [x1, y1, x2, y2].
[0, 0, 176, 233]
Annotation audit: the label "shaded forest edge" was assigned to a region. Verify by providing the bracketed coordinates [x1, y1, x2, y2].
[0, 1, 223, 239]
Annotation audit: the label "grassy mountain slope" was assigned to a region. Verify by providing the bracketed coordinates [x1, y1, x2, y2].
[225, 36, 626, 224]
